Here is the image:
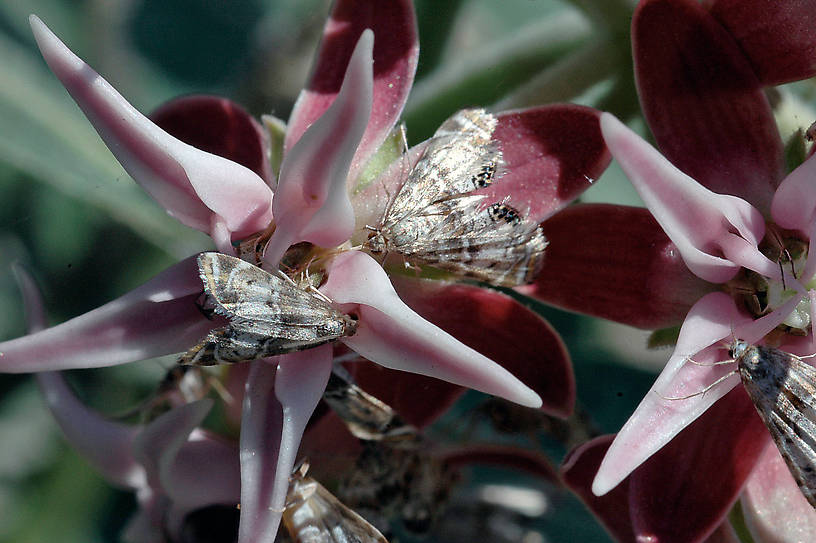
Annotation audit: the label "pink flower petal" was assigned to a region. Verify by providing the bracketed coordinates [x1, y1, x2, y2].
[708, 0, 816, 85]
[518, 204, 715, 329]
[771, 151, 816, 233]
[321, 251, 542, 408]
[601, 113, 772, 284]
[265, 31, 373, 264]
[237, 347, 333, 543]
[629, 388, 768, 543]
[164, 430, 241, 510]
[0, 255, 220, 372]
[285, 0, 417, 181]
[742, 443, 816, 542]
[37, 372, 144, 489]
[30, 16, 273, 241]
[392, 275, 574, 417]
[592, 292, 749, 496]
[151, 95, 273, 185]
[561, 435, 636, 542]
[704, 523, 741, 543]
[132, 399, 213, 496]
[633, 0, 783, 211]
[478, 105, 611, 223]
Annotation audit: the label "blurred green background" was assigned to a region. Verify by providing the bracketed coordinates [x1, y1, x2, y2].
[0, 0, 739, 541]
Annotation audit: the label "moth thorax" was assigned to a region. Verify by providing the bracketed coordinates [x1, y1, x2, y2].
[488, 203, 522, 224]
[342, 314, 359, 336]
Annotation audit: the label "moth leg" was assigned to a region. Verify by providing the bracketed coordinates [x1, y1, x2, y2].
[654, 369, 739, 401]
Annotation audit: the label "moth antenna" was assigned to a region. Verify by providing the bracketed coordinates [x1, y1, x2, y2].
[683, 355, 737, 367]
[654, 369, 739, 401]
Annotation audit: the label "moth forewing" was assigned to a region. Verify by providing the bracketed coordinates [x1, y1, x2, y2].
[284, 463, 389, 543]
[180, 253, 357, 366]
[735, 341, 816, 508]
[364, 109, 547, 287]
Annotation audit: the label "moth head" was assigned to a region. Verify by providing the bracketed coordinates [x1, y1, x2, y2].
[728, 339, 750, 360]
[364, 227, 387, 254]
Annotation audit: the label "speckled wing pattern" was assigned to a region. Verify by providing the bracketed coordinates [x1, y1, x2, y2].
[179, 252, 356, 366]
[283, 463, 389, 543]
[366, 109, 547, 287]
[735, 341, 816, 507]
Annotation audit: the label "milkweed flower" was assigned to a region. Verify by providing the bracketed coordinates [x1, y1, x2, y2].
[0, 1, 613, 539]
[558, 0, 816, 541]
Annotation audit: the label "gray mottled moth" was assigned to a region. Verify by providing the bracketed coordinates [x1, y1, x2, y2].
[364, 108, 548, 287]
[731, 340, 816, 508]
[179, 252, 357, 366]
[283, 461, 389, 543]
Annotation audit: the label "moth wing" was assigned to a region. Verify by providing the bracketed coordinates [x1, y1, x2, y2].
[743, 355, 816, 508]
[197, 252, 348, 330]
[392, 196, 547, 286]
[386, 109, 500, 223]
[284, 475, 389, 543]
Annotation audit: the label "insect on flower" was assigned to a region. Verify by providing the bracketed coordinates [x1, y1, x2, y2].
[730, 340, 816, 508]
[179, 252, 357, 365]
[363, 109, 548, 287]
[282, 460, 389, 543]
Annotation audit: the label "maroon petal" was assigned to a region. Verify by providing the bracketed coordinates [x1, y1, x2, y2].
[151, 95, 272, 185]
[346, 360, 464, 428]
[480, 105, 611, 223]
[628, 387, 768, 543]
[519, 204, 715, 329]
[708, 0, 816, 85]
[442, 444, 558, 484]
[634, 0, 782, 211]
[285, 0, 418, 181]
[561, 435, 636, 543]
[392, 276, 574, 418]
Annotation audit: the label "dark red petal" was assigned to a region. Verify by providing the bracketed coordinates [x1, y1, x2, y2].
[442, 444, 558, 484]
[346, 359, 465, 428]
[708, 0, 816, 85]
[629, 387, 768, 543]
[634, 0, 782, 211]
[519, 204, 715, 329]
[393, 277, 575, 418]
[561, 435, 636, 542]
[151, 95, 272, 184]
[477, 105, 611, 223]
[285, 0, 418, 179]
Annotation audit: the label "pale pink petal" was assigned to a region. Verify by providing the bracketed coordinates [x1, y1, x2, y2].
[742, 443, 816, 542]
[392, 276, 574, 417]
[37, 372, 144, 489]
[321, 251, 541, 408]
[265, 31, 373, 265]
[593, 291, 803, 497]
[165, 429, 240, 511]
[0, 255, 220, 372]
[237, 347, 333, 543]
[633, 0, 782, 210]
[285, 0, 418, 181]
[150, 95, 273, 185]
[479, 105, 611, 223]
[30, 16, 273, 241]
[592, 292, 748, 496]
[771, 152, 816, 233]
[709, 0, 816, 85]
[601, 113, 773, 283]
[132, 400, 213, 495]
[628, 387, 768, 543]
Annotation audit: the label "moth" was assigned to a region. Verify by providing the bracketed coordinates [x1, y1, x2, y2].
[731, 340, 816, 508]
[323, 366, 419, 444]
[179, 252, 357, 366]
[364, 108, 548, 287]
[282, 461, 389, 543]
